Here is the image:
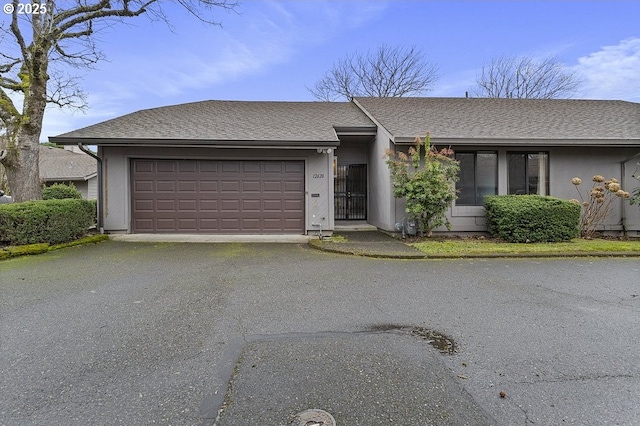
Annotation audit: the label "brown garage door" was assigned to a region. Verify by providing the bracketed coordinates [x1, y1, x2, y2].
[131, 159, 305, 234]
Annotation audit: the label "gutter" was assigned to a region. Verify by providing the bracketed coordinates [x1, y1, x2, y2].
[77, 144, 104, 234]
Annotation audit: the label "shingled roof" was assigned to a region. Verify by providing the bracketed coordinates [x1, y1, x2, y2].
[354, 97, 640, 145]
[39, 146, 97, 181]
[50, 100, 376, 146]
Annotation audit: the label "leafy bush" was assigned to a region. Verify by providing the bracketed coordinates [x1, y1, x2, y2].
[385, 134, 459, 236]
[485, 195, 580, 243]
[42, 183, 82, 200]
[0, 199, 95, 245]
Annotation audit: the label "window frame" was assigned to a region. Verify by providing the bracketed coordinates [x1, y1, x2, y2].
[455, 150, 498, 206]
[507, 151, 550, 196]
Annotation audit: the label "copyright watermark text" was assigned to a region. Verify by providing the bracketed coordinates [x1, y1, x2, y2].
[3, 3, 47, 15]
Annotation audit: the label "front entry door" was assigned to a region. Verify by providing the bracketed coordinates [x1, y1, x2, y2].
[335, 164, 367, 220]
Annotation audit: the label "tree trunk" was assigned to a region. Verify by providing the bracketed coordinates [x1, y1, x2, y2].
[0, 41, 49, 202]
[2, 132, 42, 202]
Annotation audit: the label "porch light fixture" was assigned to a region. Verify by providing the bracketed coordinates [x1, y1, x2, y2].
[316, 148, 332, 154]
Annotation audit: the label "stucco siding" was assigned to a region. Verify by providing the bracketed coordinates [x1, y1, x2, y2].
[367, 129, 395, 230]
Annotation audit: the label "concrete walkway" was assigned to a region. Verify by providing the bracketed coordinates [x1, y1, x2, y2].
[308, 231, 427, 259]
[110, 233, 310, 243]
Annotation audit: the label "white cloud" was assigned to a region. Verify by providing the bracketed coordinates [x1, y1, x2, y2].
[40, 0, 389, 136]
[572, 38, 640, 102]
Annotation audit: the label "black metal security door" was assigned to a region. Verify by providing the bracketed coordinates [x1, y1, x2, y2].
[335, 164, 367, 220]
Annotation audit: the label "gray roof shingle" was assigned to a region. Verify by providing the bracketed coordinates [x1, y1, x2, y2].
[51, 100, 376, 144]
[39, 146, 97, 181]
[50, 97, 640, 147]
[354, 97, 640, 143]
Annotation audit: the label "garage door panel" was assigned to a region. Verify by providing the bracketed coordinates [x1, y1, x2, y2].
[199, 218, 219, 230]
[178, 181, 197, 192]
[263, 162, 283, 173]
[220, 199, 240, 211]
[134, 160, 154, 173]
[221, 162, 240, 173]
[285, 162, 303, 172]
[284, 199, 304, 211]
[263, 199, 283, 211]
[156, 181, 175, 192]
[131, 159, 304, 233]
[263, 181, 283, 192]
[199, 199, 219, 212]
[199, 180, 218, 192]
[200, 162, 219, 173]
[179, 200, 197, 211]
[157, 161, 176, 173]
[242, 199, 261, 211]
[134, 199, 154, 212]
[178, 161, 197, 173]
[221, 181, 240, 192]
[242, 181, 261, 192]
[134, 181, 154, 192]
[284, 180, 304, 192]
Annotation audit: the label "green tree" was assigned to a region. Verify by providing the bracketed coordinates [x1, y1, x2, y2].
[0, 0, 238, 202]
[385, 134, 459, 237]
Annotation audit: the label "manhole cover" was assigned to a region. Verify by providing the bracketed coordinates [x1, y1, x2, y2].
[290, 408, 336, 426]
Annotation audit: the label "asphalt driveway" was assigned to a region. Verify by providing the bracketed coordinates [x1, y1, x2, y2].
[1, 241, 639, 425]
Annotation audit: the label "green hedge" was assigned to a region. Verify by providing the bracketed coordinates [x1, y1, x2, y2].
[485, 195, 580, 243]
[42, 183, 82, 200]
[0, 199, 96, 245]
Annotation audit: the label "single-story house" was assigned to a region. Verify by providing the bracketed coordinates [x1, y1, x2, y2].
[39, 145, 98, 199]
[49, 97, 640, 236]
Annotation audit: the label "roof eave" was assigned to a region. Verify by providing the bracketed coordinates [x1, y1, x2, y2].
[48, 137, 341, 148]
[42, 172, 97, 181]
[393, 136, 640, 147]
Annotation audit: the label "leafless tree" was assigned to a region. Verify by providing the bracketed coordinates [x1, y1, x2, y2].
[0, 0, 238, 202]
[309, 44, 439, 101]
[471, 55, 582, 99]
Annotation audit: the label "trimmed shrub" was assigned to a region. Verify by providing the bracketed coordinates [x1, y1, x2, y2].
[485, 195, 580, 243]
[0, 199, 96, 245]
[42, 183, 82, 200]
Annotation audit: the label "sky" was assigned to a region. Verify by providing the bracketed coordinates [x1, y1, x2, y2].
[2, 1, 640, 141]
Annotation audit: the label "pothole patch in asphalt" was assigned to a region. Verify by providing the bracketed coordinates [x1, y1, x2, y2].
[365, 324, 457, 354]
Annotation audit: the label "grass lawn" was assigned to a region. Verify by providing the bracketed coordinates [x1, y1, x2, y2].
[410, 238, 640, 256]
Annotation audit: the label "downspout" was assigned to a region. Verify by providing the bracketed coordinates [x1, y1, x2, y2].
[77, 144, 104, 234]
[621, 160, 627, 236]
[621, 152, 640, 236]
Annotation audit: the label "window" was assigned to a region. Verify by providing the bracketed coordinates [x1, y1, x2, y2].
[508, 152, 549, 195]
[455, 151, 498, 206]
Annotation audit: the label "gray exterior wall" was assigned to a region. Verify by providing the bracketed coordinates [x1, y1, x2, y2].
[390, 145, 640, 234]
[43, 178, 96, 199]
[367, 128, 395, 230]
[100, 146, 333, 235]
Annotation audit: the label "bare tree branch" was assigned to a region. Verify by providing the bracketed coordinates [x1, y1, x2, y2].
[309, 44, 439, 101]
[0, 0, 240, 201]
[472, 55, 582, 99]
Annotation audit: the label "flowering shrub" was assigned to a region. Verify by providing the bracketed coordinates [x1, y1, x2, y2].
[385, 134, 459, 237]
[571, 175, 630, 238]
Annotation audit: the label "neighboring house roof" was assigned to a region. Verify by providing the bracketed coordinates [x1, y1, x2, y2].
[39, 146, 97, 181]
[49, 100, 377, 147]
[353, 97, 640, 145]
